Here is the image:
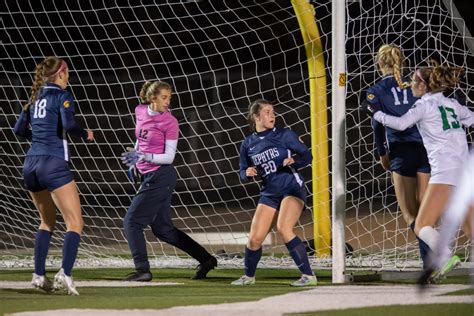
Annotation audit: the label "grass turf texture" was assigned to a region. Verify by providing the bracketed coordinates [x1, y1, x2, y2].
[288, 303, 474, 316]
[0, 268, 470, 315]
[0, 268, 330, 315]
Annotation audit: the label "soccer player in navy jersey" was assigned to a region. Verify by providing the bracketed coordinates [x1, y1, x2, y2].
[13, 56, 94, 295]
[364, 61, 474, 282]
[365, 44, 431, 268]
[120, 81, 217, 281]
[230, 99, 316, 286]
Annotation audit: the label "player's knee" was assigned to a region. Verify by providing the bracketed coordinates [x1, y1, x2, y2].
[66, 216, 84, 234]
[276, 223, 293, 237]
[151, 226, 175, 242]
[39, 220, 56, 232]
[248, 236, 264, 249]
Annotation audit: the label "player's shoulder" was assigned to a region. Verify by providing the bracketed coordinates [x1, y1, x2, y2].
[241, 133, 253, 148]
[42, 86, 72, 109]
[270, 127, 286, 134]
[276, 127, 299, 142]
[58, 90, 74, 108]
[421, 92, 444, 104]
[366, 80, 386, 101]
[135, 104, 148, 114]
[165, 111, 178, 123]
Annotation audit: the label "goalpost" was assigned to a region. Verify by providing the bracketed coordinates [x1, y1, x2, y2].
[1, 1, 472, 276]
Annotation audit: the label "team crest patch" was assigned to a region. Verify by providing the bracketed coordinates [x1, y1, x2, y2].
[367, 94, 375, 101]
[63, 100, 70, 108]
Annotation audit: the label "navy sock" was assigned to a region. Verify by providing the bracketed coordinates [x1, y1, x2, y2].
[34, 229, 52, 276]
[286, 236, 313, 276]
[410, 221, 430, 269]
[244, 247, 262, 277]
[62, 231, 81, 276]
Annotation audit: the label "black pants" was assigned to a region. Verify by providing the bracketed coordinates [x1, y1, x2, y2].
[123, 165, 211, 272]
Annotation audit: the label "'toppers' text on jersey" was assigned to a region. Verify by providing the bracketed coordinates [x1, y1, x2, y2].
[239, 127, 312, 197]
[134, 105, 179, 174]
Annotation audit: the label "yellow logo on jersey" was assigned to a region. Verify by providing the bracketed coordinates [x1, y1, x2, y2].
[63, 100, 70, 108]
[367, 94, 375, 100]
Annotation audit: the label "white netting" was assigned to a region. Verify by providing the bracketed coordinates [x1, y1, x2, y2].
[345, 0, 473, 269]
[1, 0, 472, 271]
[1, 1, 330, 269]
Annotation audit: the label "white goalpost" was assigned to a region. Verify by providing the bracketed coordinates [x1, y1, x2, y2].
[1, 0, 472, 276]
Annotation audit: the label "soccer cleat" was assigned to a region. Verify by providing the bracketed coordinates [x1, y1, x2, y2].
[123, 270, 153, 282]
[192, 256, 218, 279]
[230, 275, 256, 285]
[417, 267, 435, 287]
[53, 268, 79, 295]
[31, 273, 54, 293]
[290, 274, 317, 287]
[430, 255, 461, 283]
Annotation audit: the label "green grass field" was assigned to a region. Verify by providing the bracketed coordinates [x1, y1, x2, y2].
[0, 268, 471, 316]
[289, 304, 474, 316]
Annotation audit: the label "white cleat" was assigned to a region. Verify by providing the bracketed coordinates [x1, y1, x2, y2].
[31, 273, 54, 293]
[230, 275, 256, 285]
[53, 268, 79, 296]
[290, 274, 317, 287]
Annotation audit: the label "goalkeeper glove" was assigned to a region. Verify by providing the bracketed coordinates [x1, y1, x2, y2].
[121, 147, 144, 167]
[127, 165, 141, 184]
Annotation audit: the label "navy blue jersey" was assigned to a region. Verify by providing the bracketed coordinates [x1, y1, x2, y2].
[14, 83, 87, 161]
[239, 127, 312, 197]
[366, 75, 423, 156]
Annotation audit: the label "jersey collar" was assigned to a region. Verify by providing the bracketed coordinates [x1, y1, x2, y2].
[44, 82, 62, 90]
[147, 105, 168, 116]
[254, 127, 275, 137]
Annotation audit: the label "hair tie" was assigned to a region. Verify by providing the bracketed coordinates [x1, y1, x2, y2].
[51, 60, 68, 77]
[416, 69, 426, 83]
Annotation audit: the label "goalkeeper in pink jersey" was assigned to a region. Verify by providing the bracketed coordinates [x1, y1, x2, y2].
[121, 81, 217, 281]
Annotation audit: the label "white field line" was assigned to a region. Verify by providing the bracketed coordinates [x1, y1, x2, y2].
[7, 284, 472, 316]
[0, 280, 182, 289]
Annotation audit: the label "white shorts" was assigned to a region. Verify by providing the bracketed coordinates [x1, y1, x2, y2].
[428, 167, 462, 186]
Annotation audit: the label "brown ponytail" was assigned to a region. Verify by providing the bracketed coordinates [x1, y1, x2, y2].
[23, 56, 65, 112]
[139, 81, 154, 104]
[139, 81, 172, 104]
[415, 60, 464, 93]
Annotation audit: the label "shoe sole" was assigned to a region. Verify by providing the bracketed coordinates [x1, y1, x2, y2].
[230, 282, 255, 286]
[290, 282, 317, 287]
[32, 284, 54, 293]
[54, 278, 79, 295]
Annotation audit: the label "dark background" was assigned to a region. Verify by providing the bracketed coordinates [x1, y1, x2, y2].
[1, 0, 472, 252]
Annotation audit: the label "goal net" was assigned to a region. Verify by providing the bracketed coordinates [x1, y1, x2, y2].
[1, 0, 472, 271]
[345, 0, 473, 270]
[1, 1, 324, 269]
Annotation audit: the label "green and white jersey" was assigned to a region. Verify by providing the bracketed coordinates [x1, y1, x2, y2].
[374, 92, 474, 185]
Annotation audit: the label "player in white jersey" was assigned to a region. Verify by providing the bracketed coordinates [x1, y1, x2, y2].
[418, 149, 474, 285]
[362, 61, 474, 282]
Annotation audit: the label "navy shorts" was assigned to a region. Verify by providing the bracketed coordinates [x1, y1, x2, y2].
[388, 142, 430, 177]
[258, 186, 306, 210]
[23, 155, 74, 192]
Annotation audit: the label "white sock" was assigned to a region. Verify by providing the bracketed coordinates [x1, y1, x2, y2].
[419, 226, 451, 268]
[418, 226, 439, 250]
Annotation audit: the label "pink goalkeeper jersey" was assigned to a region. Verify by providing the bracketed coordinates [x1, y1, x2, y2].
[134, 104, 179, 174]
